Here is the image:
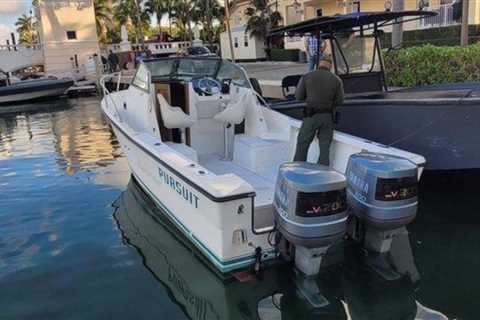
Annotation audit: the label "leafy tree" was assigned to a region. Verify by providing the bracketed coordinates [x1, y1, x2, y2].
[171, 0, 198, 41]
[144, 0, 168, 32]
[114, 0, 150, 43]
[193, 0, 224, 44]
[94, 0, 112, 43]
[15, 14, 36, 44]
[244, 0, 282, 41]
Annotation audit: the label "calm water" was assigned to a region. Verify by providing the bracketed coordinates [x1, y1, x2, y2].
[0, 98, 478, 319]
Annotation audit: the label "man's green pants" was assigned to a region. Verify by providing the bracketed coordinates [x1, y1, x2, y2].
[293, 113, 333, 166]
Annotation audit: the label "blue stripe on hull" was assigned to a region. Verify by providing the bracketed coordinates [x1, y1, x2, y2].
[132, 173, 276, 273]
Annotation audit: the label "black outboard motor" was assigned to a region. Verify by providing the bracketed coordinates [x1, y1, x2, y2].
[346, 152, 419, 278]
[273, 162, 348, 276]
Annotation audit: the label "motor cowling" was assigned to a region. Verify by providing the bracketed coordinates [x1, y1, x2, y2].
[346, 152, 419, 231]
[273, 162, 348, 248]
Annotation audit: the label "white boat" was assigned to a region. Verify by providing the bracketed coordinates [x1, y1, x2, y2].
[0, 69, 74, 104]
[100, 56, 425, 273]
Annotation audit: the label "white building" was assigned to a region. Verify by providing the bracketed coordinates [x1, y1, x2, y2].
[35, 0, 100, 74]
[220, 25, 267, 61]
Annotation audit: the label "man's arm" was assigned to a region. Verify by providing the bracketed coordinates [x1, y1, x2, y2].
[334, 79, 344, 106]
[295, 76, 307, 101]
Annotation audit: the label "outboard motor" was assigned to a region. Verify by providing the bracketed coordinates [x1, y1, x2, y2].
[273, 162, 348, 276]
[346, 152, 419, 278]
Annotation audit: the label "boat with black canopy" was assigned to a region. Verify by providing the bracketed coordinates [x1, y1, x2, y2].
[267, 10, 480, 170]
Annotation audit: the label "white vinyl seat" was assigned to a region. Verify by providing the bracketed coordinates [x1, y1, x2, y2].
[213, 93, 247, 125]
[157, 94, 195, 129]
[213, 93, 248, 160]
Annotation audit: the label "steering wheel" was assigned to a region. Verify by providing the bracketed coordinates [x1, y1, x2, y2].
[194, 77, 222, 96]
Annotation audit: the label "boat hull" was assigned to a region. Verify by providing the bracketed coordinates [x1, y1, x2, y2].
[338, 102, 480, 170]
[105, 112, 276, 273]
[0, 79, 74, 104]
[271, 99, 480, 170]
[114, 178, 283, 319]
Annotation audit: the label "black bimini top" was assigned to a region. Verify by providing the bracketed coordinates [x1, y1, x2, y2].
[269, 11, 438, 36]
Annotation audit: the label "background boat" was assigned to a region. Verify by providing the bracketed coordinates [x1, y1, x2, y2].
[268, 12, 480, 170]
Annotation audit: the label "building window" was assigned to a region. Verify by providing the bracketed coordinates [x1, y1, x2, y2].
[244, 34, 249, 47]
[66, 30, 77, 40]
[234, 37, 239, 48]
[316, 8, 323, 17]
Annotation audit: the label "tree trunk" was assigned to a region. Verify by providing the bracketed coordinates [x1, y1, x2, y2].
[460, 0, 469, 46]
[224, 0, 235, 62]
[134, 0, 145, 50]
[391, 0, 404, 48]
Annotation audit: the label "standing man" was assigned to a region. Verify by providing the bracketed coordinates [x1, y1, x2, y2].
[293, 55, 344, 166]
[305, 34, 326, 71]
[107, 50, 119, 72]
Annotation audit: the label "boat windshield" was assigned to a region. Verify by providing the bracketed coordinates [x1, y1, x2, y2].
[144, 58, 251, 88]
[144, 58, 220, 80]
[332, 34, 381, 75]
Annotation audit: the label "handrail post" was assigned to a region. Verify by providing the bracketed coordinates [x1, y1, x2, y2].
[116, 71, 122, 92]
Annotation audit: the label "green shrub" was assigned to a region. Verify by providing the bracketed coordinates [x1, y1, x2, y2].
[384, 44, 480, 87]
[270, 49, 300, 62]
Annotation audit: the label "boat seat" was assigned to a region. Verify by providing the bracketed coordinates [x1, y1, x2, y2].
[233, 134, 291, 180]
[213, 93, 247, 125]
[213, 93, 249, 160]
[157, 93, 195, 129]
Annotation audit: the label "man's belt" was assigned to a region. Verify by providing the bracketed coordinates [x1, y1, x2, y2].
[303, 107, 332, 117]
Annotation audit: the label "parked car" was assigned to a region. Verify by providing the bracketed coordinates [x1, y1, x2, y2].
[186, 46, 216, 57]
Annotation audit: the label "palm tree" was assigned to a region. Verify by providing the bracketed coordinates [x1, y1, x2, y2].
[244, 0, 282, 41]
[145, 0, 168, 32]
[15, 14, 36, 44]
[193, 0, 224, 44]
[94, 0, 112, 43]
[171, 0, 197, 41]
[114, 0, 150, 44]
[165, 0, 175, 35]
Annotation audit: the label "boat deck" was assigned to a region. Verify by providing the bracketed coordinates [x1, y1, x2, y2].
[199, 154, 275, 208]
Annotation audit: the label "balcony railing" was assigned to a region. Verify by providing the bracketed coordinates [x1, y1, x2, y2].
[418, 4, 458, 28]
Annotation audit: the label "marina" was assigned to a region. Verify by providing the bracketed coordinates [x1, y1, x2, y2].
[1, 0, 480, 318]
[0, 98, 479, 319]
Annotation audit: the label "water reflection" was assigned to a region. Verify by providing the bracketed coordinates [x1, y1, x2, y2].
[0, 97, 123, 175]
[0, 98, 475, 319]
[114, 178, 448, 320]
[0, 98, 129, 281]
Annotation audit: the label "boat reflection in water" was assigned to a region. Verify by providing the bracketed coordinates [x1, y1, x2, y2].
[113, 178, 448, 320]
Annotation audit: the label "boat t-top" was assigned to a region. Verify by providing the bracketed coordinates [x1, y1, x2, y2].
[101, 56, 425, 276]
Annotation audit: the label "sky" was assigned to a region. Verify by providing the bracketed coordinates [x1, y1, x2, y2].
[0, 0, 32, 45]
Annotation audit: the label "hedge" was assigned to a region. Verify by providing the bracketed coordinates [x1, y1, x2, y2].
[380, 25, 480, 48]
[270, 49, 300, 62]
[384, 43, 480, 87]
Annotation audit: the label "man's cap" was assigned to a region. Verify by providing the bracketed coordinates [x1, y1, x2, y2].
[319, 54, 333, 64]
